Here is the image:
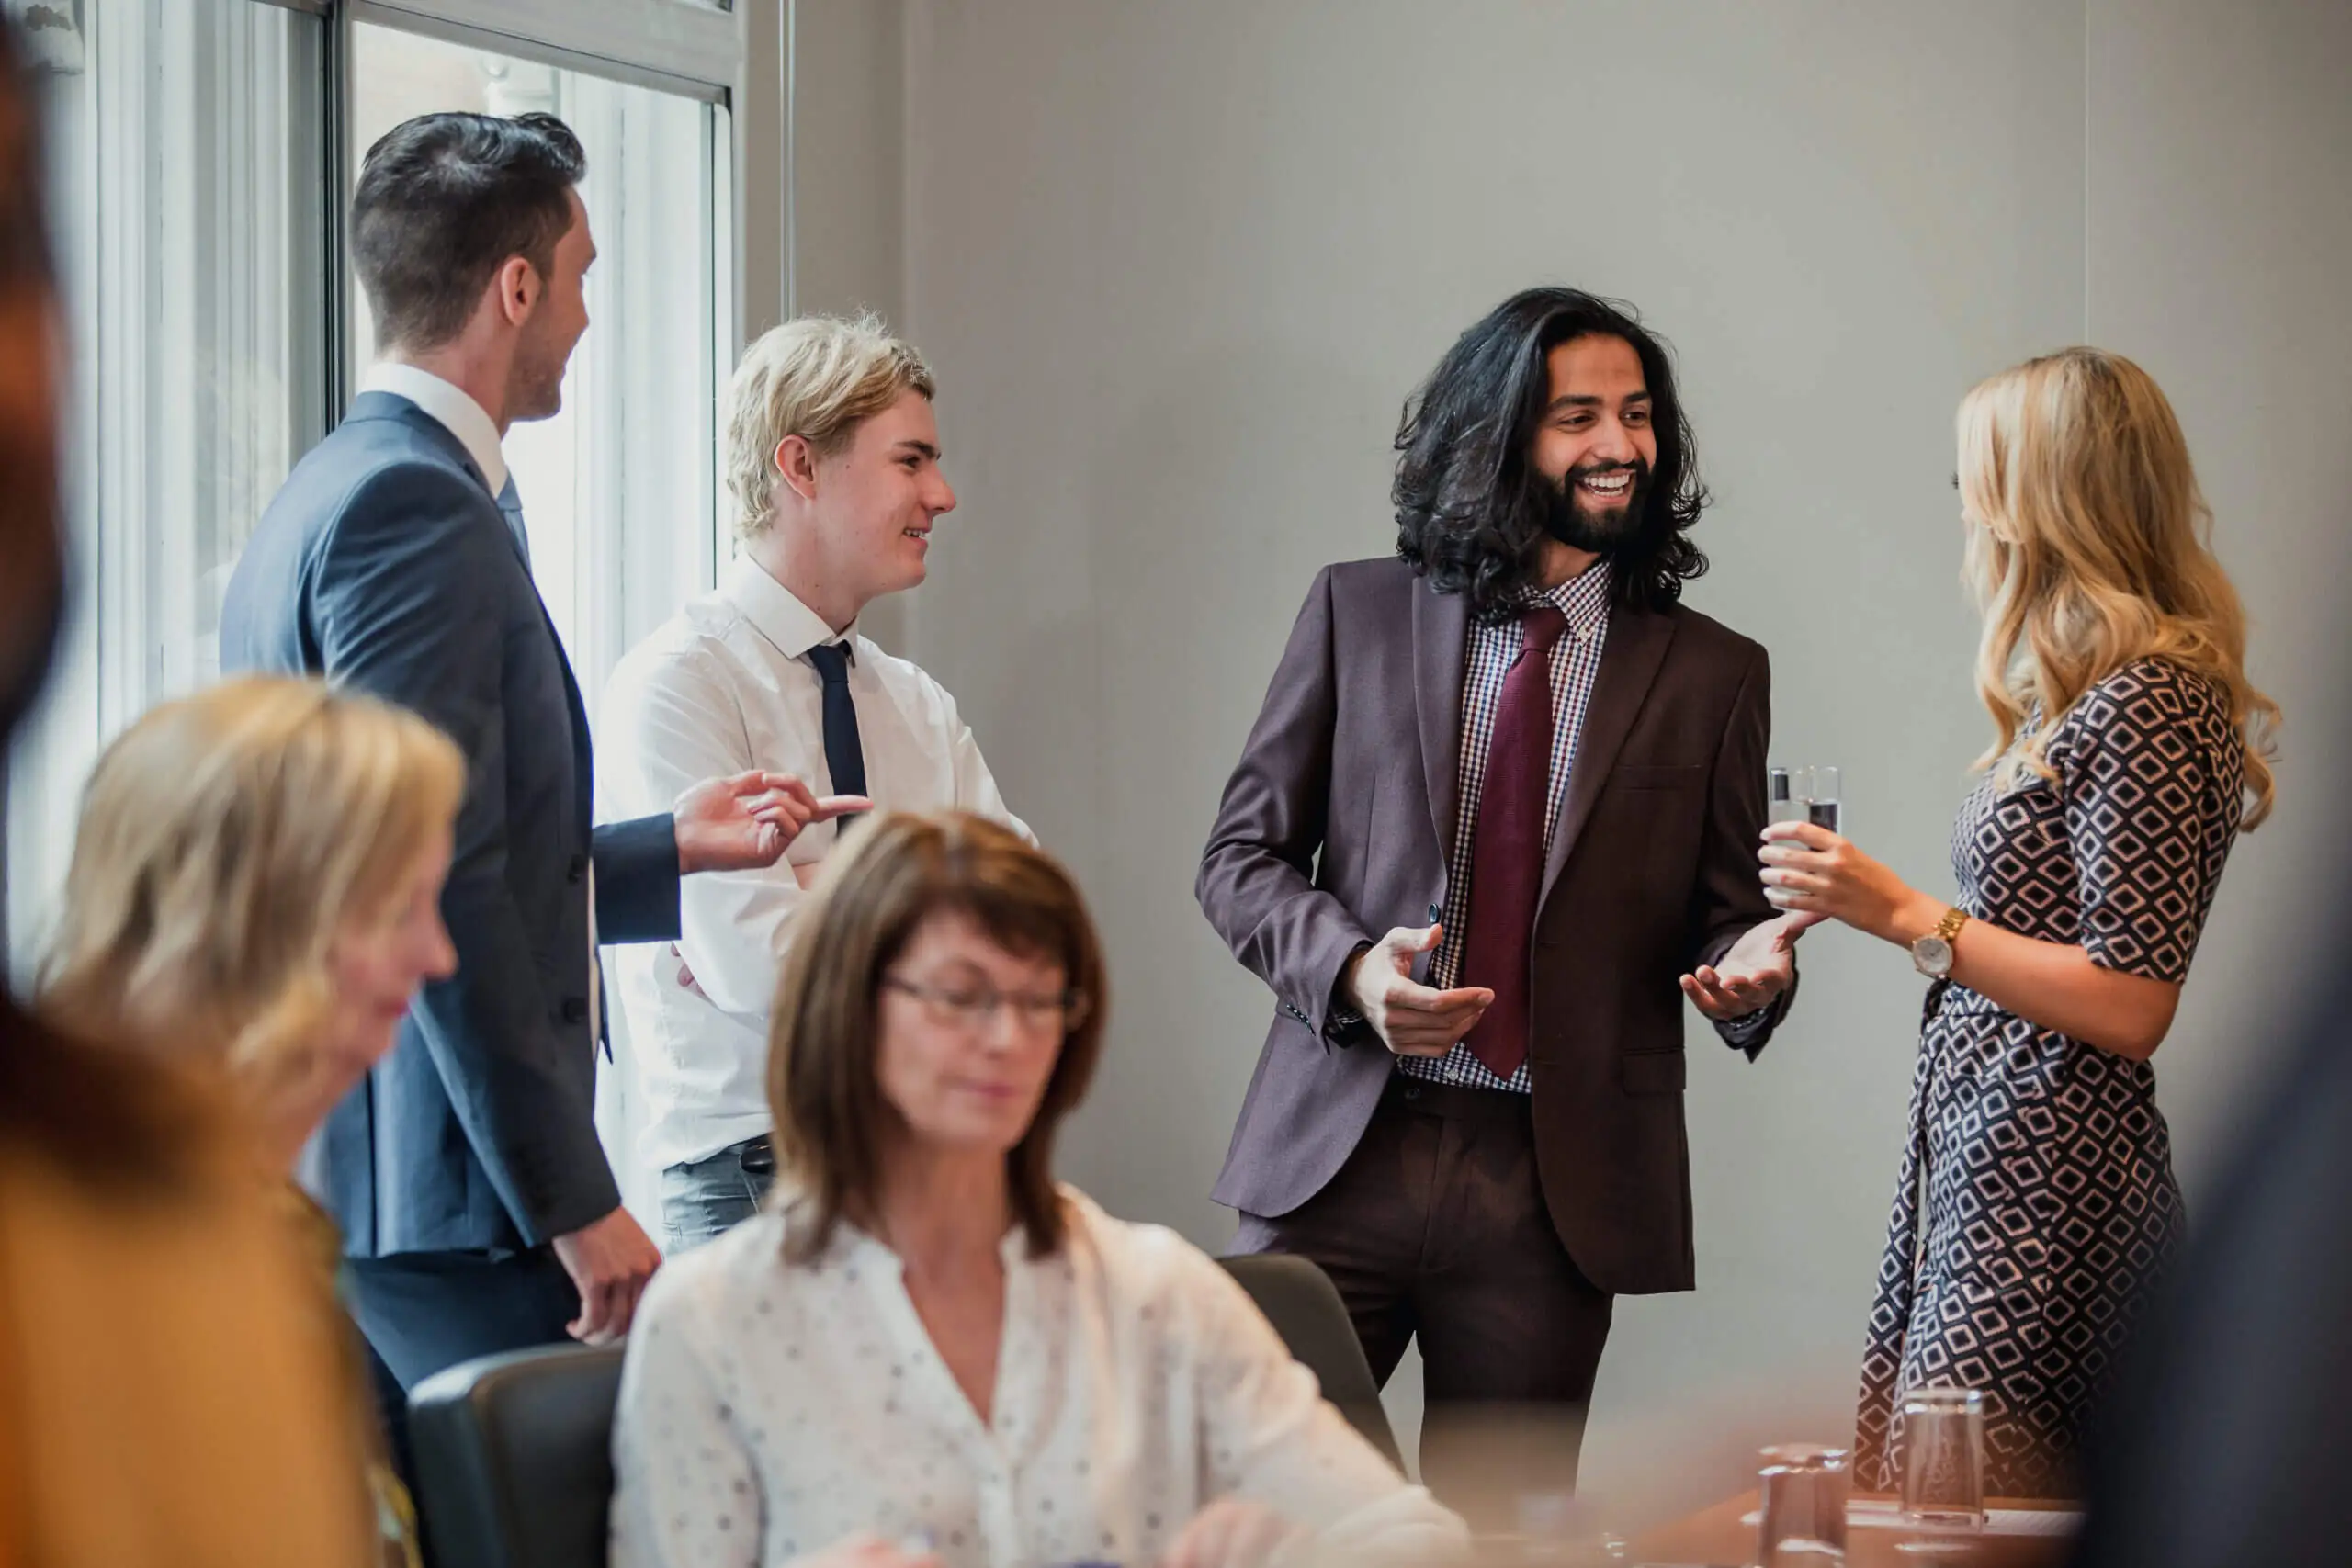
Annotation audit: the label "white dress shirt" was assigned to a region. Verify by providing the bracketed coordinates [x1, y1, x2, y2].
[608, 1186, 1469, 1568]
[361, 361, 509, 494]
[597, 555, 1029, 1172]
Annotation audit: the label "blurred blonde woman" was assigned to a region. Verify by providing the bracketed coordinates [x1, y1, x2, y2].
[40, 675, 467, 1567]
[0, 16, 392, 1567]
[1759, 348, 2279, 1496]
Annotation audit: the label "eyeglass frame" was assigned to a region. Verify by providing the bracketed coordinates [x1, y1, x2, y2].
[880, 973, 1093, 1035]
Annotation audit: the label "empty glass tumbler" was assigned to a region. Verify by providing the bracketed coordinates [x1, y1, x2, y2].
[1899, 1386, 1986, 1535]
[1757, 1442, 1849, 1565]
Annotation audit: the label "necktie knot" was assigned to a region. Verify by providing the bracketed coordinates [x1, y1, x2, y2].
[1520, 603, 1570, 660]
[808, 641, 854, 687]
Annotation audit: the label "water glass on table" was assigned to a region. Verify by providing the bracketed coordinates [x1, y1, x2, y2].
[1757, 1442, 1849, 1565]
[1898, 1386, 1987, 1546]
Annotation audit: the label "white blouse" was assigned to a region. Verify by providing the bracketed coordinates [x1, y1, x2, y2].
[608, 1187, 1467, 1568]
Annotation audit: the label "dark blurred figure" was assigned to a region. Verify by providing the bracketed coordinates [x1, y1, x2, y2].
[0, 16, 377, 1567]
[2072, 979, 2352, 1565]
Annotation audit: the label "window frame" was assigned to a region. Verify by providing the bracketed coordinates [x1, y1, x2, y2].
[4, 0, 791, 967]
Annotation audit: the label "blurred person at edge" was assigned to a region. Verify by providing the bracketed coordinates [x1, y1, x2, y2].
[2071, 917, 2352, 1562]
[1758, 348, 2278, 1496]
[0, 17, 377, 1568]
[39, 676, 469, 1568]
[608, 813, 1471, 1568]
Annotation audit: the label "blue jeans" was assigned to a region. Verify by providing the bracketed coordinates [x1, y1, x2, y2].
[658, 1134, 776, 1253]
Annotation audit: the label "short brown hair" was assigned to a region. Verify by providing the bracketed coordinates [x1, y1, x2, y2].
[352, 111, 586, 353]
[726, 313, 936, 541]
[765, 813, 1105, 1263]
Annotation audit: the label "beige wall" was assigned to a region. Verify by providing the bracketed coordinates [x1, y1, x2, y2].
[784, 0, 910, 651]
[800, 0, 2352, 1497]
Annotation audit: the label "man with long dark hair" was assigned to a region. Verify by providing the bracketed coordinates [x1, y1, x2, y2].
[1199, 287, 1808, 1502]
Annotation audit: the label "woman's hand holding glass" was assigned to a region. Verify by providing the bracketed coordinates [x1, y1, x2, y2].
[1758, 821, 1943, 946]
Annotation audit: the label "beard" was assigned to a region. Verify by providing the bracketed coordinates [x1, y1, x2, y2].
[505, 329, 572, 423]
[1538, 458, 1652, 555]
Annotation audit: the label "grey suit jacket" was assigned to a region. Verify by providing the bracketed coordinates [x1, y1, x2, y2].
[1197, 557, 1788, 1296]
[221, 391, 680, 1256]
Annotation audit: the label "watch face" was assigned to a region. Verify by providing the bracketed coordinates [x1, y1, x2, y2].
[1913, 934, 1954, 977]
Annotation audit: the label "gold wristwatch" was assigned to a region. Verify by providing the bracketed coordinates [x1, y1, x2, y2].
[1911, 906, 1968, 979]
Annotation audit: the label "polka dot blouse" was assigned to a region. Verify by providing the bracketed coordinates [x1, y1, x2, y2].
[608, 1185, 1466, 1567]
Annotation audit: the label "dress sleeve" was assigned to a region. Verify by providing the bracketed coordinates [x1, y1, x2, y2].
[1181, 1251, 1470, 1565]
[2063, 667, 2235, 985]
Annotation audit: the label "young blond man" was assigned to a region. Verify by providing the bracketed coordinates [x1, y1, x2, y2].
[599, 315, 1029, 1251]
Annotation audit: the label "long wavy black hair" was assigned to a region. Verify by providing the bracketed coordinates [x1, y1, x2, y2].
[1394, 287, 1709, 622]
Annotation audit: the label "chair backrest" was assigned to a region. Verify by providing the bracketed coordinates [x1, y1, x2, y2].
[407, 1341, 627, 1568]
[1217, 1253, 1402, 1469]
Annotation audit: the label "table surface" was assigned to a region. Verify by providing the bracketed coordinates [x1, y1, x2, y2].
[1625, 1490, 2078, 1568]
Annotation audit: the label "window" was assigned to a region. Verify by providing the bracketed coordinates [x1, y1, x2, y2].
[6, 0, 781, 1212]
[347, 20, 729, 720]
[6, 0, 776, 973]
[6, 0, 329, 971]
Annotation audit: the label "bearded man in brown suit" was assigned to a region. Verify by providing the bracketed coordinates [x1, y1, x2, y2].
[1198, 286, 1814, 1505]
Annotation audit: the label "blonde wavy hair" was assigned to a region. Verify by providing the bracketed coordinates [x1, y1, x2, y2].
[38, 676, 466, 1105]
[1960, 346, 2279, 826]
[725, 312, 935, 542]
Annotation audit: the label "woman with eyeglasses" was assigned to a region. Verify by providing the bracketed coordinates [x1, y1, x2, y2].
[610, 812, 1467, 1568]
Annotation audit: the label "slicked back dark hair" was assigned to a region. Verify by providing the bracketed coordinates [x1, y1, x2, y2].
[352, 110, 586, 353]
[1394, 286, 1710, 622]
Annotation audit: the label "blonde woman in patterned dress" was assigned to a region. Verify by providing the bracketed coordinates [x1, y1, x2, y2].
[1756, 348, 2279, 1497]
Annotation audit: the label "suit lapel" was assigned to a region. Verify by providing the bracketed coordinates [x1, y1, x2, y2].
[1540, 604, 1678, 909]
[1411, 575, 1471, 859]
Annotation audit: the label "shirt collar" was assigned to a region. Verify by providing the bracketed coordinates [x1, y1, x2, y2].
[360, 362, 509, 496]
[720, 552, 856, 661]
[1532, 558, 1613, 636]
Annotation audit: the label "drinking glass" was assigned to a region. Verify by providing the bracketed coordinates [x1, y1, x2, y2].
[1768, 765, 1804, 825]
[1899, 1386, 1986, 1540]
[1757, 1443, 1849, 1565]
[1796, 765, 1843, 835]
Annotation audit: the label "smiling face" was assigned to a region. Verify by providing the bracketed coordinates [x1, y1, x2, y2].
[322, 825, 456, 1086]
[873, 908, 1069, 1161]
[1529, 333, 1659, 554]
[807, 388, 956, 608]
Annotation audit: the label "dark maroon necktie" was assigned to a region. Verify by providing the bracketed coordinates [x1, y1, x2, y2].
[1458, 604, 1568, 1079]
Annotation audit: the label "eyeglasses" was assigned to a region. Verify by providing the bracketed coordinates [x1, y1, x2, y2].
[882, 975, 1091, 1034]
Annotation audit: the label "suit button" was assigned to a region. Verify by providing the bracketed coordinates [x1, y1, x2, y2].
[560, 998, 588, 1024]
[566, 854, 587, 885]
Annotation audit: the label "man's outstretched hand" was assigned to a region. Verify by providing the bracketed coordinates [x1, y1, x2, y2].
[673, 770, 869, 874]
[1679, 910, 1819, 1020]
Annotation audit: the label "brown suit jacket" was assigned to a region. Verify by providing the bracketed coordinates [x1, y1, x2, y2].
[1197, 557, 1788, 1296]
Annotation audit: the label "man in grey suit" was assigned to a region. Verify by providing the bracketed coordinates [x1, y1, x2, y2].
[222, 113, 856, 1404]
[1199, 288, 1811, 1506]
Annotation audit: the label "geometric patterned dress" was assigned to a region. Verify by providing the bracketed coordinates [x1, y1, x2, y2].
[1853, 658, 2246, 1498]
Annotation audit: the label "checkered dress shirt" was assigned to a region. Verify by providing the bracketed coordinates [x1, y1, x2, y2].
[1398, 562, 1615, 1092]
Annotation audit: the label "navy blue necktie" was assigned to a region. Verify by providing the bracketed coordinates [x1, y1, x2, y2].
[495, 475, 532, 572]
[804, 640, 866, 836]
